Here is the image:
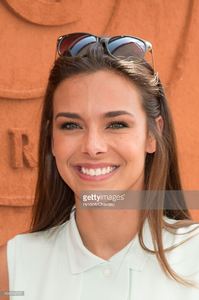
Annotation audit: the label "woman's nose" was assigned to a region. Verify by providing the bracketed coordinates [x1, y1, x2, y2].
[81, 128, 108, 157]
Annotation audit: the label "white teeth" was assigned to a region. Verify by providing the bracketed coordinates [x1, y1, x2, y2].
[95, 168, 102, 176]
[80, 166, 117, 176]
[102, 167, 107, 175]
[90, 169, 95, 176]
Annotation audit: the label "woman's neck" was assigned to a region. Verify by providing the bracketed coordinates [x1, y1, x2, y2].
[75, 207, 140, 260]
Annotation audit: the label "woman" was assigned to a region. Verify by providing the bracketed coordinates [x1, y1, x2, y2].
[1, 33, 199, 299]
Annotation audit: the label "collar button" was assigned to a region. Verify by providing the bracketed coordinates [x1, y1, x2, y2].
[103, 267, 112, 277]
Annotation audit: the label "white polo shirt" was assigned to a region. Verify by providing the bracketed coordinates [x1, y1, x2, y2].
[7, 208, 199, 300]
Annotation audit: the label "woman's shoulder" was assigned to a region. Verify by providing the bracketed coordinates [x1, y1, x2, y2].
[6, 219, 73, 293]
[163, 216, 199, 243]
[7, 220, 69, 253]
[163, 217, 199, 268]
[163, 216, 199, 237]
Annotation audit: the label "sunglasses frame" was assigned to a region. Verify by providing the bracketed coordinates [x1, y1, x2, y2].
[56, 32, 154, 69]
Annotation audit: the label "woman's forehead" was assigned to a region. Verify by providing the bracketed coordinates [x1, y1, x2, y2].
[53, 70, 143, 115]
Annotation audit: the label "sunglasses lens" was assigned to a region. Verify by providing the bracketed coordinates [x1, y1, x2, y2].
[107, 36, 146, 59]
[58, 33, 97, 57]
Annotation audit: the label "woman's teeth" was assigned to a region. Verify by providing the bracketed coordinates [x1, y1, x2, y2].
[80, 166, 117, 176]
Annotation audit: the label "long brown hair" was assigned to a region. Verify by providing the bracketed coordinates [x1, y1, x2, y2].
[31, 43, 199, 287]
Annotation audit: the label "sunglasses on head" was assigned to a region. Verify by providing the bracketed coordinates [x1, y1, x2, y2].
[56, 32, 155, 69]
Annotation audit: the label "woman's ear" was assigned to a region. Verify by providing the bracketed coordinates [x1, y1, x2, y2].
[155, 115, 164, 134]
[146, 116, 164, 154]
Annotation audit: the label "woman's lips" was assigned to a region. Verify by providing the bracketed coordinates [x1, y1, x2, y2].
[74, 165, 119, 181]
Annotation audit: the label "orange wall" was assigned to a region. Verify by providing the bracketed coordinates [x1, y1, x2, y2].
[0, 0, 199, 245]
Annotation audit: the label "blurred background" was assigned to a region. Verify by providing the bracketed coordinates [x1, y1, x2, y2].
[0, 0, 199, 245]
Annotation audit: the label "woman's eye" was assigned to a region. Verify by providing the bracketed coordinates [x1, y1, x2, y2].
[107, 121, 129, 129]
[60, 122, 82, 130]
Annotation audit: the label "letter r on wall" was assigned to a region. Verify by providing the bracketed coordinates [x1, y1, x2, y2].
[8, 128, 37, 169]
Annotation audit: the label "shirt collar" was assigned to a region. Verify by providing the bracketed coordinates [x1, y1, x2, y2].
[65, 209, 158, 274]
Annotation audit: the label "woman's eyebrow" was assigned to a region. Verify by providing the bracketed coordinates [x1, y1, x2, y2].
[104, 110, 135, 118]
[55, 110, 135, 120]
[55, 112, 82, 120]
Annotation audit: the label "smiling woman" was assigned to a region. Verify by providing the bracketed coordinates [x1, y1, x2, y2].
[1, 33, 199, 300]
[51, 70, 156, 194]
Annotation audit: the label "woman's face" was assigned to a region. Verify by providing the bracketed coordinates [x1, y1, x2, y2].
[52, 70, 156, 198]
